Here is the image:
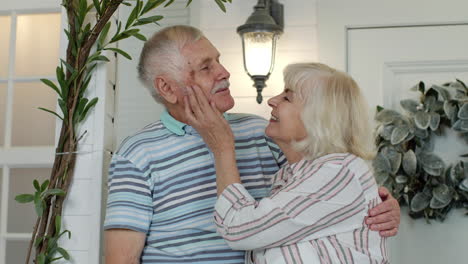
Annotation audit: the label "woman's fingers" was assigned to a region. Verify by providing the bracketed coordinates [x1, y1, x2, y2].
[192, 85, 211, 110]
[186, 86, 203, 118]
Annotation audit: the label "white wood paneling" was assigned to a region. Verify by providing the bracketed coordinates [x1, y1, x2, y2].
[317, 0, 468, 70]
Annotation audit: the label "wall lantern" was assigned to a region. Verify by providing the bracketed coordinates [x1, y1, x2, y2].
[237, 0, 284, 104]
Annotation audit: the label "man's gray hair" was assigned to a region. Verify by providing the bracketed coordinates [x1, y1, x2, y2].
[137, 25, 204, 103]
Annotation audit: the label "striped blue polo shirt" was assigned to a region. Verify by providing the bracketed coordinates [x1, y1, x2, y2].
[104, 110, 285, 263]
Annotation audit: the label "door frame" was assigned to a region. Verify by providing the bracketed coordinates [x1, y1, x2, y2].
[344, 21, 468, 72]
[316, 0, 468, 71]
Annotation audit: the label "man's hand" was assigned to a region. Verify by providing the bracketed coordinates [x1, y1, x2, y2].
[105, 229, 146, 264]
[366, 186, 400, 237]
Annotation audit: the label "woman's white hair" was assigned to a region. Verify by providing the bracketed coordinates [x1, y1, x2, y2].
[284, 63, 376, 161]
[137, 25, 204, 103]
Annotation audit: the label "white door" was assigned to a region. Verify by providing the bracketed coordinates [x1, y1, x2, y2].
[348, 23, 468, 264]
[317, 1, 468, 263]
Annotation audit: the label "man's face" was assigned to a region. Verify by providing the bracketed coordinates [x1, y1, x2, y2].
[180, 37, 234, 113]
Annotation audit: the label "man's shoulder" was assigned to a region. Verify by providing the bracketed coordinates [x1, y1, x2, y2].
[227, 112, 268, 126]
[116, 120, 169, 157]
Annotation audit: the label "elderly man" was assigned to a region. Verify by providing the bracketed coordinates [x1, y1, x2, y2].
[104, 25, 400, 264]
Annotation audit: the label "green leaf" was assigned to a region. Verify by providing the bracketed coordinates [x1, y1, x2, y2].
[214, 0, 226, 12]
[429, 85, 450, 100]
[134, 15, 164, 26]
[430, 196, 450, 209]
[34, 236, 44, 247]
[110, 28, 141, 43]
[459, 178, 468, 192]
[382, 147, 402, 174]
[57, 247, 70, 260]
[105, 47, 132, 60]
[391, 126, 409, 145]
[452, 119, 468, 132]
[40, 79, 61, 97]
[414, 127, 428, 139]
[414, 111, 430, 129]
[376, 105, 384, 112]
[375, 171, 391, 189]
[125, 4, 139, 29]
[33, 179, 40, 191]
[80, 97, 99, 122]
[456, 78, 467, 89]
[42, 189, 66, 198]
[50, 256, 64, 262]
[373, 153, 392, 173]
[418, 81, 425, 93]
[458, 103, 468, 120]
[186, 0, 193, 7]
[93, 0, 101, 15]
[400, 99, 419, 114]
[411, 192, 431, 212]
[395, 175, 408, 184]
[15, 194, 34, 203]
[79, 72, 94, 98]
[59, 229, 72, 239]
[142, 0, 166, 15]
[78, 0, 88, 25]
[98, 22, 111, 47]
[41, 180, 49, 192]
[34, 192, 44, 217]
[38, 107, 64, 121]
[378, 125, 394, 141]
[58, 98, 68, 121]
[450, 162, 464, 184]
[423, 95, 437, 112]
[419, 152, 444, 170]
[429, 113, 440, 131]
[55, 215, 62, 235]
[133, 33, 147, 41]
[56, 66, 68, 100]
[76, 98, 89, 116]
[402, 150, 417, 176]
[375, 109, 402, 125]
[164, 0, 175, 7]
[431, 184, 452, 207]
[92, 55, 110, 62]
[444, 100, 458, 121]
[37, 253, 46, 264]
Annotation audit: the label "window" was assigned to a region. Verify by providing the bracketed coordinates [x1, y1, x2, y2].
[0, 11, 61, 263]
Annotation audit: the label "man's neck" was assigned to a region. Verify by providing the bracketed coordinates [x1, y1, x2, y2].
[167, 107, 188, 124]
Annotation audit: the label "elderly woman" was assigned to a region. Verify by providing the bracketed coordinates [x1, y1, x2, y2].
[185, 63, 390, 263]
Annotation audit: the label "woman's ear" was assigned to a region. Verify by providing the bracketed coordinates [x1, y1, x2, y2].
[154, 76, 178, 104]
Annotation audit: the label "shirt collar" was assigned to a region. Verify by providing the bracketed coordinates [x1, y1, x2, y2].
[161, 110, 186, 136]
[161, 109, 230, 136]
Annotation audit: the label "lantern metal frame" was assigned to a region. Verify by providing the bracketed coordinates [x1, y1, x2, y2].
[237, 0, 284, 103]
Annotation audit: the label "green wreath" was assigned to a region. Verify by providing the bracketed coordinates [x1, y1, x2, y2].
[373, 79, 468, 221]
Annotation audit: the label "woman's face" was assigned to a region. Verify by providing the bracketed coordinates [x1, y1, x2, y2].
[265, 88, 307, 145]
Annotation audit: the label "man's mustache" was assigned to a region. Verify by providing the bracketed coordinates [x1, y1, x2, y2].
[211, 80, 230, 94]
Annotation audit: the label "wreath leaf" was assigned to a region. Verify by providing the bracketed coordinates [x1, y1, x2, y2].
[374, 80, 468, 222]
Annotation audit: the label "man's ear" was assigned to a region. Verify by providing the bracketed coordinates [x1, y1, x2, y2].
[154, 76, 178, 104]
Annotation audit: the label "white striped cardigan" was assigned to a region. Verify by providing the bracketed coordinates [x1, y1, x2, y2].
[214, 153, 389, 264]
